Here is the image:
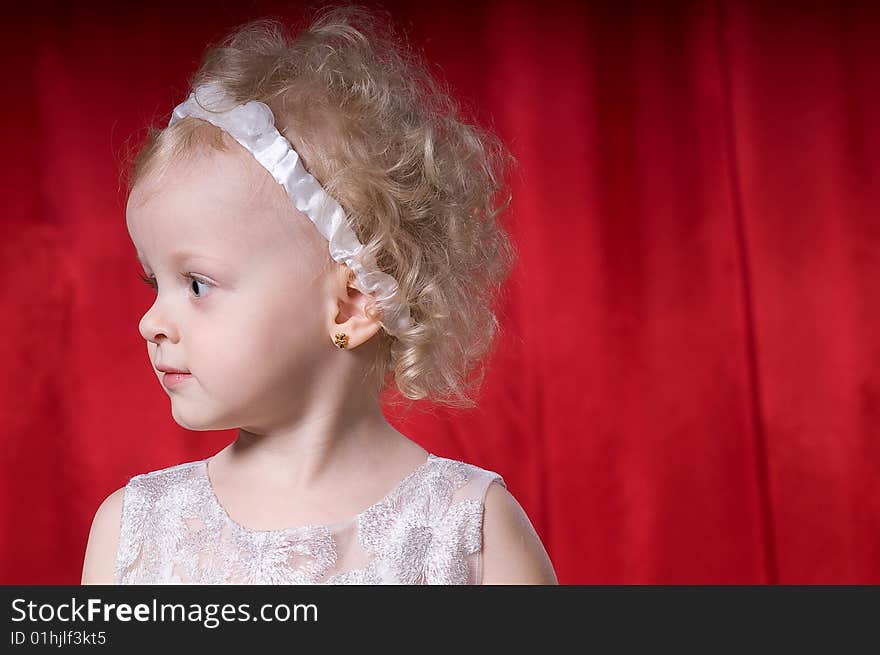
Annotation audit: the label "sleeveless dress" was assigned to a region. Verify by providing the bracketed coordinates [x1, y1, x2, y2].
[114, 453, 505, 585]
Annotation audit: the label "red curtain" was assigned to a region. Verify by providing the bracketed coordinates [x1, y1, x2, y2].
[2, 0, 877, 584]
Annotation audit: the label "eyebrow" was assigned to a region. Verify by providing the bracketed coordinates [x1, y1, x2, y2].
[135, 250, 224, 266]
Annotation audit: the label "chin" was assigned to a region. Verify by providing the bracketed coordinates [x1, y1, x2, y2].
[169, 401, 241, 432]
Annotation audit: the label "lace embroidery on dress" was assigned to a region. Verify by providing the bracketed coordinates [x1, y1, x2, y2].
[114, 453, 505, 584]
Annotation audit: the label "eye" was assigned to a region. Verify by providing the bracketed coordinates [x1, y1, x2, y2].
[138, 272, 157, 290]
[138, 272, 212, 299]
[186, 274, 212, 298]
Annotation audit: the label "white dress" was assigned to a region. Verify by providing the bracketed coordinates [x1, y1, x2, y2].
[114, 453, 505, 584]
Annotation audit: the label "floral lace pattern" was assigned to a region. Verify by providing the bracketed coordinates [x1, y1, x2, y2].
[114, 454, 505, 585]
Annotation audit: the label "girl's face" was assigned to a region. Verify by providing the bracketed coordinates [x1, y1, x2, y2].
[126, 145, 335, 431]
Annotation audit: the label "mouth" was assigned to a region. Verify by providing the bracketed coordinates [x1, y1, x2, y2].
[156, 364, 191, 374]
[162, 371, 193, 388]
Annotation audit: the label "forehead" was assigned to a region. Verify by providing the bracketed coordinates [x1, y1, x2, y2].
[126, 144, 311, 263]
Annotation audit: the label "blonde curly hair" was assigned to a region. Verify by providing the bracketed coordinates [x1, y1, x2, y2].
[122, 2, 517, 410]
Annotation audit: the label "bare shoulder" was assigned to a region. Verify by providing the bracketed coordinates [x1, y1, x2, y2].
[81, 486, 126, 585]
[480, 480, 558, 585]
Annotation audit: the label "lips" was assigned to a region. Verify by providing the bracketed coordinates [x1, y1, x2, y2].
[162, 370, 193, 388]
[156, 364, 191, 374]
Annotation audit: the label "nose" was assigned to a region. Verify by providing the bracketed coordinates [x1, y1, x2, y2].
[138, 297, 180, 344]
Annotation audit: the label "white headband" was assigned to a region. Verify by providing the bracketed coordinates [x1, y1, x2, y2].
[167, 81, 412, 338]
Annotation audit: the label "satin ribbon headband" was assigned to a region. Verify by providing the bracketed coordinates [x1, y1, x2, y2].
[167, 81, 413, 338]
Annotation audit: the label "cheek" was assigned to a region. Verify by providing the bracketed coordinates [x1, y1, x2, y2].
[214, 286, 324, 369]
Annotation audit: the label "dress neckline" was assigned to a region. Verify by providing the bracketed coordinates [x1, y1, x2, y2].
[200, 452, 437, 534]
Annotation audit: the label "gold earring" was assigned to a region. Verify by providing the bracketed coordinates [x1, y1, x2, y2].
[333, 333, 349, 349]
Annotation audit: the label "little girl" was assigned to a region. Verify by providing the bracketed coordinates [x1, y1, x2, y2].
[81, 4, 556, 585]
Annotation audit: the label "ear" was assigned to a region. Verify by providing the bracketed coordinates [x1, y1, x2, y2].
[328, 263, 383, 349]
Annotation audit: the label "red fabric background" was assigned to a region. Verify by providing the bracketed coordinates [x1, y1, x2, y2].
[1, 0, 878, 584]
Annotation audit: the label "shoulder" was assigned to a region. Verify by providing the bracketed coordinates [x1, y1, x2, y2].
[81, 486, 127, 584]
[427, 455, 557, 584]
[480, 480, 558, 585]
[118, 459, 205, 502]
[81, 459, 204, 585]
